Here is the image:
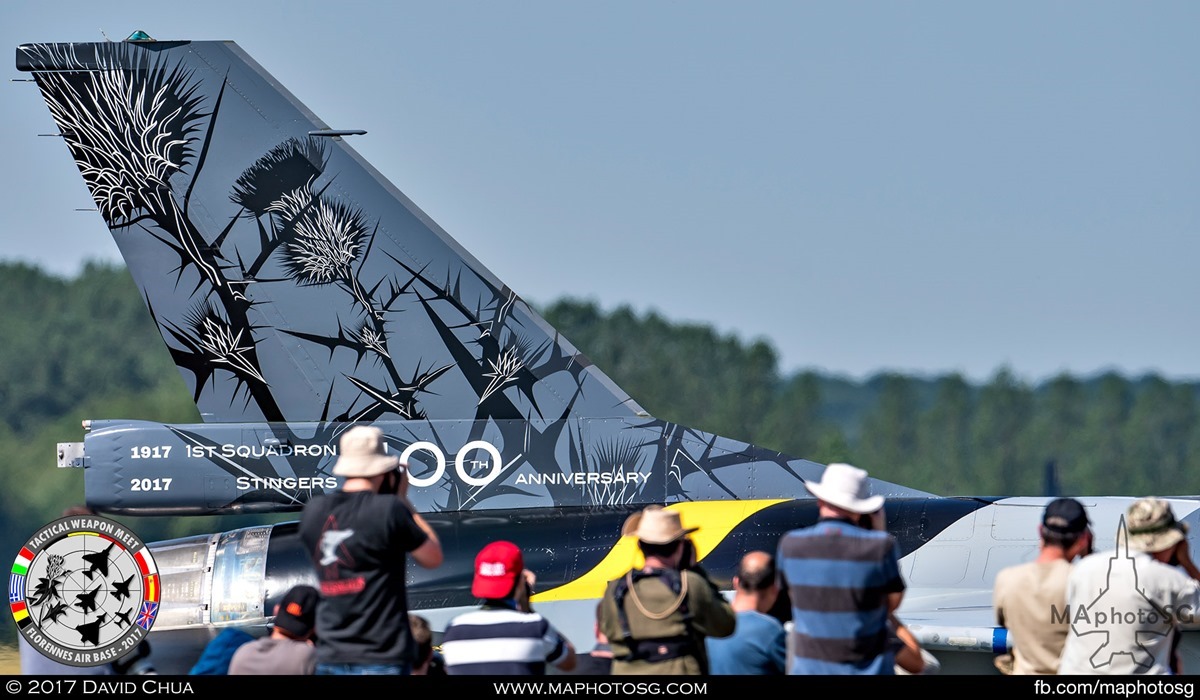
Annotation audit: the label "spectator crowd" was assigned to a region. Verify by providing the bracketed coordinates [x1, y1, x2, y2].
[23, 430, 1200, 677]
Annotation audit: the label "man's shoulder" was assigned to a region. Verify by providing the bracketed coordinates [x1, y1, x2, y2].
[996, 560, 1042, 583]
[1072, 549, 1133, 573]
[738, 609, 784, 632]
[306, 490, 410, 514]
[300, 491, 343, 516]
[782, 520, 892, 540]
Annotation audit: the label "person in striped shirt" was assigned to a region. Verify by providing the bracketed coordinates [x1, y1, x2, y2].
[440, 541, 577, 675]
[778, 463, 906, 675]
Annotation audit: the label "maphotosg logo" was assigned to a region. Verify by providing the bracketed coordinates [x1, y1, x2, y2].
[8, 514, 160, 667]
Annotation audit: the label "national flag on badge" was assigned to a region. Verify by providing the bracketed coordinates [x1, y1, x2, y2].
[8, 573, 25, 603]
[136, 600, 158, 630]
[11, 548, 33, 576]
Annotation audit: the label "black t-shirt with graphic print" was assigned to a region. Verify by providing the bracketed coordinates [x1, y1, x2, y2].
[298, 490, 429, 666]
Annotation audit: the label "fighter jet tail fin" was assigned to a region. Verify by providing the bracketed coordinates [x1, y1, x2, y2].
[17, 38, 644, 426]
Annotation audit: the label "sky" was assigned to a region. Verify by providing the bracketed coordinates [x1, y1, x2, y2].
[2, 1, 1198, 386]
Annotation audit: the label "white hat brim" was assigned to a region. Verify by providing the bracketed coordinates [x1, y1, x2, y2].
[805, 480, 885, 515]
[332, 453, 401, 478]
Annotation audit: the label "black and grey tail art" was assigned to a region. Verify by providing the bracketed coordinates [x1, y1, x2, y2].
[19, 38, 929, 516]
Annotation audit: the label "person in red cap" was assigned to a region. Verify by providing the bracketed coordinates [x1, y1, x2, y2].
[440, 540, 577, 675]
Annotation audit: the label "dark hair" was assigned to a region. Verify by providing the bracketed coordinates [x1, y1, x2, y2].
[1042, 527, 1086, 549]
[736, 555, 778, 592]
[378, 469, 403, 495]
[409, 614, 433, 665]
[639, 539, 682, 560]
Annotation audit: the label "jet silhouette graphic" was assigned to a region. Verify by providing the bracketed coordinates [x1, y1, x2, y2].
[75, 613, 107, 646]
[1069, 516, 1169, 672]
[113, 608, 132, 628]
[111, 574, 135, 601]
[81, 542, 114, 581]
[74, 585, 101, 614]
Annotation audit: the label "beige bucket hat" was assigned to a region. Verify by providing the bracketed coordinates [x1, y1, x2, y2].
[623, 505, 699, 545]
[331, 425, 401, 478]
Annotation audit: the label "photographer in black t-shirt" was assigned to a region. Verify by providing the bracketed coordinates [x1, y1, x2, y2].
[298, 426, 443, 675]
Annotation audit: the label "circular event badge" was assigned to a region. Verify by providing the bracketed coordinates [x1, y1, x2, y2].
[9, 513, 160, 667]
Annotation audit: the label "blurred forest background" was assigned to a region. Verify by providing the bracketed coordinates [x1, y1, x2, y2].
[3, 260, 1200, 646]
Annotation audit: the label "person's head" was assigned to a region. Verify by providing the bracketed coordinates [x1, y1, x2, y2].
[332, 425, 406, 494]
[472, 540, 533, 602]
[271, 584, 319, 641]
[409, 614, 433, 674]
[626, 505, 699, 570]
[1039, 497, 1092, 559]
[805, 463, 885, 519]
[733, 550, 779, 613]
[1126, 497, 1189, 561]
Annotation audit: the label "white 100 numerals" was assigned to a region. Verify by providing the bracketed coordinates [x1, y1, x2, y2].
[129, 446, 172, 459]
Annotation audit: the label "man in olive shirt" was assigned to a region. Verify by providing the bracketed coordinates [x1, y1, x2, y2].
[600, 506, 735, 675]
[993, 497, 1093, 674]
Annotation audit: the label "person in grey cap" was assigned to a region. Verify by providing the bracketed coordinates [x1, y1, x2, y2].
[993, 497, 1093, 674]
[1058, 497, 1200, 675]
[298, 425, 443, 675]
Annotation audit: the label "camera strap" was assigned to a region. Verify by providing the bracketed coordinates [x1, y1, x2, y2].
[612, 568, 698, 662]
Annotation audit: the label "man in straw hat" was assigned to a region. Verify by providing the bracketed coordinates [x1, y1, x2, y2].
[1059, 497, 1200, 675]
[777, 462, 906, 674]
[599, 505, 735, 675]
[298, 425, 443, 675]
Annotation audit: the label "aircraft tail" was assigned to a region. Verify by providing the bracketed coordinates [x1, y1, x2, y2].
[18, 38, 642, 427]
[20, 38, 930, 515]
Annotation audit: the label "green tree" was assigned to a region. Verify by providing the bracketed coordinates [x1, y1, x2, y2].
[1074, 372, 1133, 495]
[1026, 373, 1085, 495]
[857, 373, 919, 486]
[542, 298, 780, 443]
[1122, 376, 1196, 495]
[757, 371, 825, 458]
[970, 367, 1034, 495]
[914, 373, 974, 496]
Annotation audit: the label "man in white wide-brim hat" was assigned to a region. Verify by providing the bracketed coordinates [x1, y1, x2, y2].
[298, 425, 444, 675]
[777, 463, 906, 675]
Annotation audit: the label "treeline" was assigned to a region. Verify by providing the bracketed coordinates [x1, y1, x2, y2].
[542, 299, 1200, 499]
[3, 261, 1199, 546]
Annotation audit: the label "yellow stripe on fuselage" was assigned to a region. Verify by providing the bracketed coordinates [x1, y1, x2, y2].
[532, 499, 789, 602]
